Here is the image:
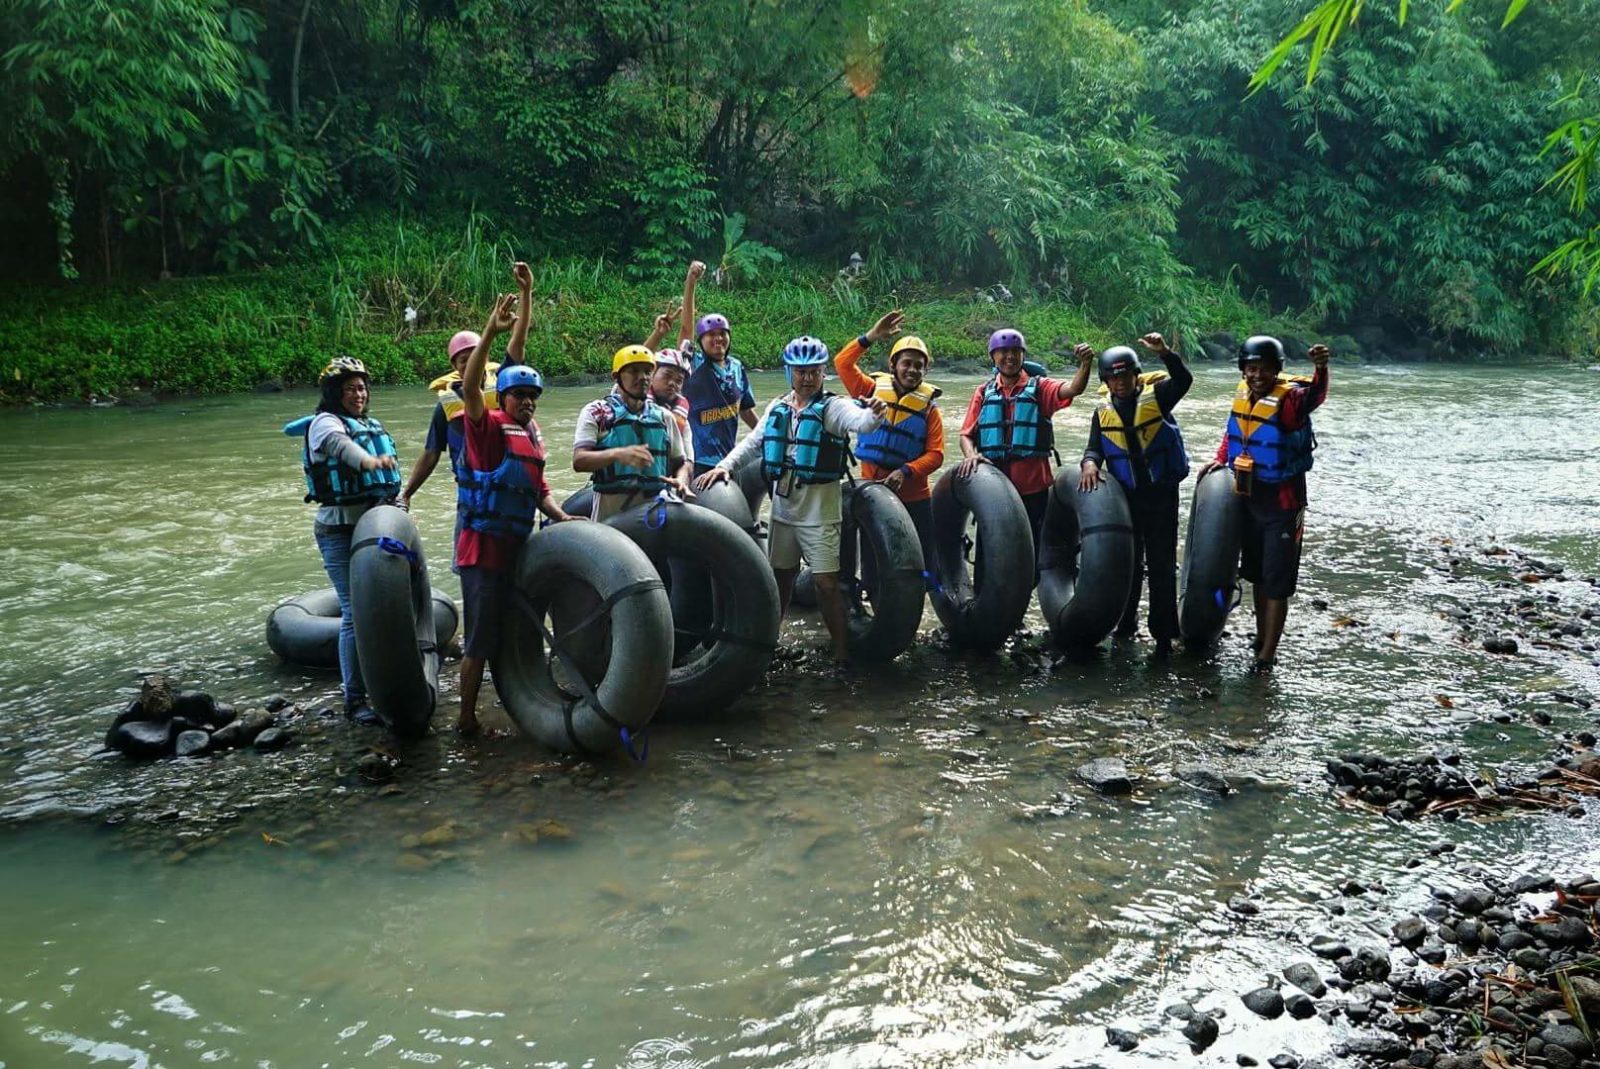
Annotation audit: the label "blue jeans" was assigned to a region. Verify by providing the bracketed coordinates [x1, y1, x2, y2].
[315, 527, 367, 706]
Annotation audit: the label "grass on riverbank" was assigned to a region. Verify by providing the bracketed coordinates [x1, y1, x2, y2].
[0, 215, 1310, 403]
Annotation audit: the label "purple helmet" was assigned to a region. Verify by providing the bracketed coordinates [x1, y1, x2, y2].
[988, 328, 1026, 354]
[696, 313, 731, 339]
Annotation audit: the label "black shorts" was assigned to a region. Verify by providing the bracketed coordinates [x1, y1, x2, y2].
[1239, 502, 1304, 600]
[460, 565, 511, 660]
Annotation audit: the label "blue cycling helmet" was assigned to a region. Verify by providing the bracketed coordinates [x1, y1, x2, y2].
[782, 336, 830, 367]
[496, 364, 544, 397]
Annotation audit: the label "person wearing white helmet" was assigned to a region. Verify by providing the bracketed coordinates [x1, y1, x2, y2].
[696, 336, 887, 662]
[297, 355, 403, 725]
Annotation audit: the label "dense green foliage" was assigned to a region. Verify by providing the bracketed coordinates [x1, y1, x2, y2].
[0, 214, 1304, 401]
[0, 0, 1595, 400]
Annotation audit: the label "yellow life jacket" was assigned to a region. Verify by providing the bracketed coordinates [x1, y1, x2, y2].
[431, 363, 502, 420]
[1096, 381, 1189, 489]
[1095, 369, 1170, 398]
[856, 373, 940, 469]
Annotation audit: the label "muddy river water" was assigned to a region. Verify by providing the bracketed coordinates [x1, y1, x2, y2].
[1, 363, 1597, 1068]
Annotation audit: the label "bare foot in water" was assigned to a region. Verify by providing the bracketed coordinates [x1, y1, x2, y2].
[456, 714, 480, 736]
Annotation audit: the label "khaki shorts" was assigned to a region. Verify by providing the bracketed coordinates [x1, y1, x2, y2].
[768, 520, 841, 573]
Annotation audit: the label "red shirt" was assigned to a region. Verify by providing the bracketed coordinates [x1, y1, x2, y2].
[455, 408, 551, 572]
[1212, 365, 1329, 511]
[959, 372, 1076, 497]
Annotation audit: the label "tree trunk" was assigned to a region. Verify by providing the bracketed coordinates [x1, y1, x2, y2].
[290, 0, 313, 129]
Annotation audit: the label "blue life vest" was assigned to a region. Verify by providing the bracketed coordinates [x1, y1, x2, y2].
[299, 413, 402, 506]
[456, 411, 548, 539]
[855, 373, 940, 471]
[593, 395, 672, 495]
[1097, 389, 1189, 490]
[1225, 379, 1315, 484]
[761, 393, 851, 485]
[975, 375, 1052, 461]
[682, 353, 752, 465]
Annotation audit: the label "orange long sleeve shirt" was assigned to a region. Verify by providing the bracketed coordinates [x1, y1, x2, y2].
[834, 338, 945, 502]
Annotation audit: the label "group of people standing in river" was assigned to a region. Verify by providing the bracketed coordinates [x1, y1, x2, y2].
[296, 259, 1330, 734]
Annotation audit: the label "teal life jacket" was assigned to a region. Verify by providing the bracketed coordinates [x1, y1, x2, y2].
[761, 393, 850, 486]
[975, 375, 1052, 461]
[299, 413, 401, 506]
[593, 395, 672, 495]
[456, 411, 548, 540]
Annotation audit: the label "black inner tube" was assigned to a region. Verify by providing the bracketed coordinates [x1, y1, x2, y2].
[1036, 468, 1137, 647]
[928, 464, 1035, 652]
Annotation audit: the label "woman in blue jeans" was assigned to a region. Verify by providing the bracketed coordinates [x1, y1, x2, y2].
[300, 357, 403, 723]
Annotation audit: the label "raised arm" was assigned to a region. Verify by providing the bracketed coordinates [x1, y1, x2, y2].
[506, 263, 532, 365]
[1055, 345, 1094, 401]
[1138, 332, 1193, 410]
[643, 300, 679, 351]
[679, 261, 705, 344]
[463, 293, 517, 423]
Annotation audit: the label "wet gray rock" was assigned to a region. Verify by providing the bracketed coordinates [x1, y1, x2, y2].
[237, 711, 276, 743]
[1269, 1056, 1300, 1069]
[1482, 634, 1519, 654]
[1453, 888, 1491, 915]
[1181, 1013, 1219, 1052]
[1243, 987, 1284, 1019]
[209, 721, 245, 749]
[1342, 1032, 1409, 1060]
[1536, 915, 1593, 947]
[1076, 758, 1132, 794]
[263, 694, 290, 713]
[172, 691, 218, 726]
[1178, 765, 1231, 793]
[253, 727, 292, 752]
[356, 752, 396, 783]
[1105, 1027, 1139, 1051]
[1164, 1002, 1196, 1020]
[174, 730, 210, 758]
[1237, 1056, 1259, 1067]
[1284, 992, 1317, 1019]
[105, 699, 147, 747]
[1497, 929, 1533, 951]
[111, 720, 173, 759]
[1228, 895, 1261, 916]
[1284, 962, 1327, 997]
[1540, 1023, 1593, 1057]
[210, 701, 236, 727]
[1310, 934, 1350, 959]
[1568, 975, 1600, 1014]
[1393, 916, 1428, 946]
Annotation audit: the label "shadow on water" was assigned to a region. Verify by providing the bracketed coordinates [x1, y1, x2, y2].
[1, 365, 1598, 1067]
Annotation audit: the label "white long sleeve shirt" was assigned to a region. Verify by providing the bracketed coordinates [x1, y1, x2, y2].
[718, 391, 883, 526]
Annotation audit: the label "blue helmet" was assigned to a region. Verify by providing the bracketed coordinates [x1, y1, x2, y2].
[782, 336, 829, 367]
[497, 364, 543, 397]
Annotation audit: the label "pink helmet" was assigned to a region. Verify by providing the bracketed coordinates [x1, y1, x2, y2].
[655, 348, 693, 372]
[447, 330, 481, 362]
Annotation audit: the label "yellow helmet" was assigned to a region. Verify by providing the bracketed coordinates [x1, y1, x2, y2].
[318, 356, 368, 384]
[888, 335, 931, 367]
[611, 345, 655, 375]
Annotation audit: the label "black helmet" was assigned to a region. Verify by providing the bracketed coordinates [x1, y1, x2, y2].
[1237, 335, 1285, 370]
[1098, 346, 1142, 382]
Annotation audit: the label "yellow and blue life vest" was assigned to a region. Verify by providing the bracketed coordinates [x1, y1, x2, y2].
[1096, 386, 1189, 491]
[456, 411, 548, 539]
[593, 395, 672, 495]
[761, 393, 850, 486]
[300, 414, 402, 506]
[855, 373, 940, 471]
[1225, 377, 1315, 484]
[975, 375, 1052, 461]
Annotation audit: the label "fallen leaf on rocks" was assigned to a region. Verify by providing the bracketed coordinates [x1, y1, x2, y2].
[1435, 695, 1456, 709]
[1332, 616, 1364, 628]
[261, 832, 289, 846]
